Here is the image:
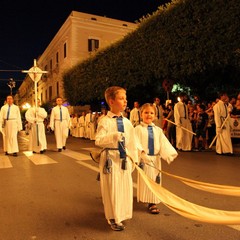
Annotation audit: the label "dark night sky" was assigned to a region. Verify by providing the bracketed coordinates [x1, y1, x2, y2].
[0, 0, 171, 101]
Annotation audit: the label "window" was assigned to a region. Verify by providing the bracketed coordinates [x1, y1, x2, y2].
[64, 43, 67, 58]
[88, 39, 99, 52]
[50, 59, 52, 72]
[56, 52, 59, 64]
[56, 82, 59, 96]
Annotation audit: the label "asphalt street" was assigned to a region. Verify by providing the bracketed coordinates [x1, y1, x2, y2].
[0, 131, 240, 240]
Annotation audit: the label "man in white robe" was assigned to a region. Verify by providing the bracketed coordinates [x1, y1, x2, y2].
[174, 93, 193, 151]
[85, 110, 95, 140]
[78, 111, 86, 138]
[129, 101, 141, 127]
[153, 97, 163, 128]
[25, 99, 47, 154]
[213, 92, 233, 155]
[0, 95, 22, 156]
[50, 97, 71, 152]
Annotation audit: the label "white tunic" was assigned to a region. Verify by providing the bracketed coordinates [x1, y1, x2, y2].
[153, 104, 163, 128]
[0, 104, 22, 153]
[50, 105, 71, 149]
[95, 111, 138, 224]
[213, 100, 233, 154]
[78, 116, 86, 138]
[25, 107, 47, 152]
[71, 116, 79, 137]
[85, 113, 95, 140]
[135, 122, 178, 204]
[129, 107, 141, 127]
[174, 101, 193, 151]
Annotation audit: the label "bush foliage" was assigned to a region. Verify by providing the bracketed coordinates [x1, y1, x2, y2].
[63, 0, 240, 105]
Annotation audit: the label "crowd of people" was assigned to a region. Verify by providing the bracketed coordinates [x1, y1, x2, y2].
[0, 95, 71, 156]
[69, 91, 240, 155]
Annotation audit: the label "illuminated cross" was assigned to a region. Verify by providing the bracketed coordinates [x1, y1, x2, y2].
[22, 59, 48, 108]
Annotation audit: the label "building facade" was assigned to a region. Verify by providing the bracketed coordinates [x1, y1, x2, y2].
[16, 11, 137, 110]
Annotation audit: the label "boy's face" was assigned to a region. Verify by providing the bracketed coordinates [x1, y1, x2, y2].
[141, 106, 156, 125]
[110, 90, 127, 113]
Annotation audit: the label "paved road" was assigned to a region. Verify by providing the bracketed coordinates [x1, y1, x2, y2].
[0, 132, 240, 240]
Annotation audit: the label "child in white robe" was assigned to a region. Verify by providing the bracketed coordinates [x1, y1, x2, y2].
[95, 86, 138, 231]
[135, 103, 178, 214]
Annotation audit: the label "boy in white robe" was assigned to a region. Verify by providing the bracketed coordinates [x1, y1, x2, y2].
[25, 99, 47, 153]
[50, 97, 71, 152]
[0, 95, 22, 156]
[135, 103, 178, 214]
[95, 86, 138, 231]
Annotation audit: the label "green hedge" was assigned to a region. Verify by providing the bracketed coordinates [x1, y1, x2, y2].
[63, 0, 240, 105]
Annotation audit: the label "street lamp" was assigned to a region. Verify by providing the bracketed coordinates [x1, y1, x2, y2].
[7, 78, 16, 95]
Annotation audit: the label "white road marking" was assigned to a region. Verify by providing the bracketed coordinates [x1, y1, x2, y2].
[0, 156, 13, 169]
[227, 225, 240, 231]
[60, 149, 92, 160]
[23, 151, 57, 165]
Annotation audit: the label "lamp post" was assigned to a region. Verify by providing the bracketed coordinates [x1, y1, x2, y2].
[7, 78, 16, 95]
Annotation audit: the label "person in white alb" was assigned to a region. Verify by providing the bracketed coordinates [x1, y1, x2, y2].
[213, 92, 233, 155]
[50, 97, 71, 152]
[129, 101, 141, 127]
[95, 86, 138, 231]
[153, 97, 163, 128]
[25, 99, 47, 154]
[0, 95, 22, 156]
[85, 109, 95, 140]
[174, 92, 193, 151]
[78, 111, 86, 138]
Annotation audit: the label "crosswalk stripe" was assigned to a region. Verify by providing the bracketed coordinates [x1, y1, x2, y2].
[0, 156, 13, 169]
[23, 151, 58, 165]
[60, 149, 92, 160]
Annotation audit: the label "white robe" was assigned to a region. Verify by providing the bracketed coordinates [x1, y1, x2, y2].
[174, 101, 193, 151]
[213, 100, 233, 154]
[0, 104, 22, 153]
[50, 105, 71, 149]
[85, 113, 95, 140]
[25, 107, 47, 152]
[153, 104, 163, 129]
[95, 111, 138, 224]
[135, 122, 178, 204]
[78, 116, 85, 138]
[71, 117, 79, 137]
[129, 107, 141, 127]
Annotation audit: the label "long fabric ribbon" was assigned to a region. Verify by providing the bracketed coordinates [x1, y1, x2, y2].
[145, 163, 240, 197]
[135, 164, 240, 225]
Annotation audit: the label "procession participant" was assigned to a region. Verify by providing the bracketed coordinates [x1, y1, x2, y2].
[50, 97, 71, 152]
[78, 111, 86, 139]
[25, 99, 47, 154]
[0, 95, 22, 156]
[153, 97, 163, 128]
[95, 86, 138, 231]
[129, 101, 141, 127]
[85, 109, 95, 140]
[71, 114, 79, 137]
[174, 92, 193, 151]
[213, 92, 233, 155]
[135, 103, 177, 214]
